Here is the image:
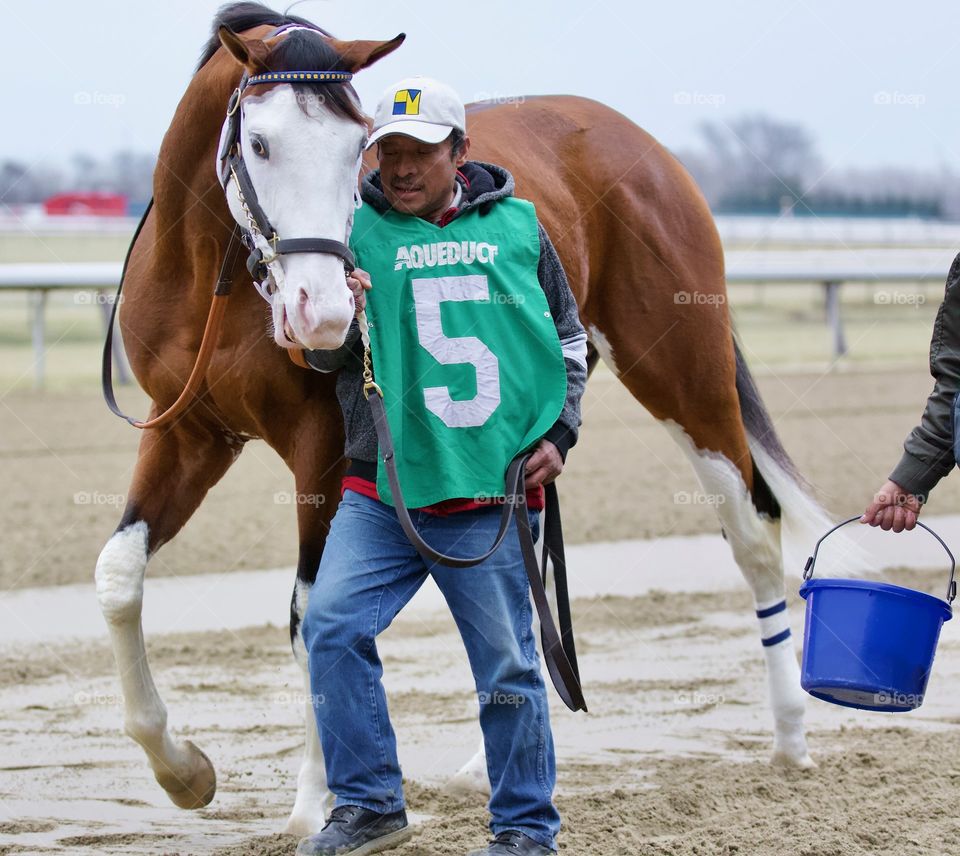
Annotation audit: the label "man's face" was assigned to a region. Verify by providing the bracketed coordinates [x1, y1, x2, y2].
[377, 133, 469, 219]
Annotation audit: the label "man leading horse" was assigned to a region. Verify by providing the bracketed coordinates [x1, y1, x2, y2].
[296, 76, 588, 856]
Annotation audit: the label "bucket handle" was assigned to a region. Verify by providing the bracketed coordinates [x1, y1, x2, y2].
[802, 515, 957, 604]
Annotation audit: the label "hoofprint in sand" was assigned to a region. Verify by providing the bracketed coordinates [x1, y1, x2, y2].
[2, 537, 960, 855]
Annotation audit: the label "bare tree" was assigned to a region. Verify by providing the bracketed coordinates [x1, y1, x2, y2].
[697, 114, 823, 213]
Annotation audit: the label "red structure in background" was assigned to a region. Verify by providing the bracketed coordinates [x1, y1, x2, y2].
[43, 192, 128, 217]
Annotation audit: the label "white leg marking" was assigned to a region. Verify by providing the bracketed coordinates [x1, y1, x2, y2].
[286, 579, 334, 835]
[661, 420, 814, 768]
[95, 522, 217, 807]
[586, 323, 619, 376]
[446, 737, 490, 797]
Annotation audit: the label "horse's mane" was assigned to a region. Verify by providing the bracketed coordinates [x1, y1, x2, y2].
[197, 2, 365, 125]
[197, 2, 327, 70]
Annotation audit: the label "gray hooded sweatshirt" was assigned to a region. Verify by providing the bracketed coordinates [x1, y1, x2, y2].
[304, 161, 588, 482]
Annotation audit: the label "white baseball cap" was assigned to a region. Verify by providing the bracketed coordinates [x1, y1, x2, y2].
[367, 76, 466, 149]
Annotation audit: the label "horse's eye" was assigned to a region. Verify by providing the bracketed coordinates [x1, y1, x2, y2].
[250, 136, 269, 159]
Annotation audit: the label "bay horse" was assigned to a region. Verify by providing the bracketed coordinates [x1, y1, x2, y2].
[95, 1, 829, 837]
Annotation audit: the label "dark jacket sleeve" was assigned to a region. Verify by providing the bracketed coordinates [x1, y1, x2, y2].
[536, 222, 587, 462]
[889, 251, 960, 499]
[302, 317, 363, 373]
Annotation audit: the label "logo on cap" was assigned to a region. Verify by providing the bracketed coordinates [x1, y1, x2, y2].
[392, 88, 422, 116]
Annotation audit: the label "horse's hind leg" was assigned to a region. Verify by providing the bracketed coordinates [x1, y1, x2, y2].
[286, 550, 332, 836]
[280, 415, 345, 835]
[661, 417, 813, 767]
[95, 419, 238, 808]
[590, 306, 813, 768]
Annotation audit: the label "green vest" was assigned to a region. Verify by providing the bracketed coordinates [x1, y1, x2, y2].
[350, 196, 567, 508]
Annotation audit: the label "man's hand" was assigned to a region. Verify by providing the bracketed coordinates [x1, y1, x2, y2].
[347, 267, 372, 317]
[861, 479, 923, 532]
[524, 439, 563, 489]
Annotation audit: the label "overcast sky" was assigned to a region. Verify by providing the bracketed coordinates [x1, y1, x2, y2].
[7, 0, 959, 175]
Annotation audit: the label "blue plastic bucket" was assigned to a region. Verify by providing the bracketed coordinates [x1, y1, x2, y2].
[799, 516, 955, 712]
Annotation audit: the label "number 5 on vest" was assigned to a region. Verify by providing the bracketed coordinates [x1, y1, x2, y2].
[412, 274, 501, 428]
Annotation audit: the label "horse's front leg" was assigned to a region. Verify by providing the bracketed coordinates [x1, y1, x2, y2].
[95, 419, 238, 808]
[278, 411, 344, 836]
[285, 567, 334, 836]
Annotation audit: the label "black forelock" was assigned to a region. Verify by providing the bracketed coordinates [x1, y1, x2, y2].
[267, 30, 365, 124]
[196, 3, 364, 125]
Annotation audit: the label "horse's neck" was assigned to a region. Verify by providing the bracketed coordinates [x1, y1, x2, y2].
[154, 59, 238, 242]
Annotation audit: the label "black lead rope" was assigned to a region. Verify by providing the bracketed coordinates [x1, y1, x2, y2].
[101, 197, 153, 424]
[368, 390, 587, 712]
[101, 196, 245, 427]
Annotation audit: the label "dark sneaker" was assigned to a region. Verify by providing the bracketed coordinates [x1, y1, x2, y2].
[466, 829, 556, 855]
[296, 804, 412, 855]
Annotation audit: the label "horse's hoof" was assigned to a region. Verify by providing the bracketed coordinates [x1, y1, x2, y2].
[771, 748, 817, 770]
[284, 812, 326, 837]
[445, 766, 490, 798]
[155, 740, 217, 808]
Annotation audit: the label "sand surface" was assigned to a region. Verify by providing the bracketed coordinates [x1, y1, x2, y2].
[3, 364, 957, 590]
[4, 366, 960, 853]
[2, 569, 960, 854]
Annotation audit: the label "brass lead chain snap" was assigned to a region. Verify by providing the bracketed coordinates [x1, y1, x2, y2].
[362, 346, 382, 399]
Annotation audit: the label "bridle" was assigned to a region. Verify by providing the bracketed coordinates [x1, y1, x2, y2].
[103, 26, 363, 429]
[216, 66, 358, 298]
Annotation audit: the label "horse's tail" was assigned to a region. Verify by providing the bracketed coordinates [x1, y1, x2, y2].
[732, 337, 865, 573]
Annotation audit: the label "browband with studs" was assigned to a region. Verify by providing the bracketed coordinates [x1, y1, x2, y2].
[246, 71, 353, 86]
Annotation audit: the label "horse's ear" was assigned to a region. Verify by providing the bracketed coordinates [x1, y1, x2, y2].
[326, 34, 406, 73]
[217, 26, 271, 73]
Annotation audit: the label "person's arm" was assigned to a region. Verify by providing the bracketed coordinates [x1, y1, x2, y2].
[862, 251, 960, 530]
[524, 222, 588, 487]
[302, 269, 371, 373]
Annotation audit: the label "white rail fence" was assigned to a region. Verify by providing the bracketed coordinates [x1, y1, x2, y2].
[2, 247, 957, 388]
[0, 262, 126, 390]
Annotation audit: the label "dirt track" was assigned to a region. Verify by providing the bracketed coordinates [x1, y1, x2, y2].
[4, 365, 960, 854]
[3, 363, 956, 590]
[3, 572, 960, 855]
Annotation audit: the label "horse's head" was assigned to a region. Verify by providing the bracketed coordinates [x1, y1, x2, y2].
[217, 25, 403, 350]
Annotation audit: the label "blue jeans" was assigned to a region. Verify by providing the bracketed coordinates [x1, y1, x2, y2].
[301, 489, 560, 851]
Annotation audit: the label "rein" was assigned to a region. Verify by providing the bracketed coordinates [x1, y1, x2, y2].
[102, 204, 246, 428]
[102, 47, 356, 429]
